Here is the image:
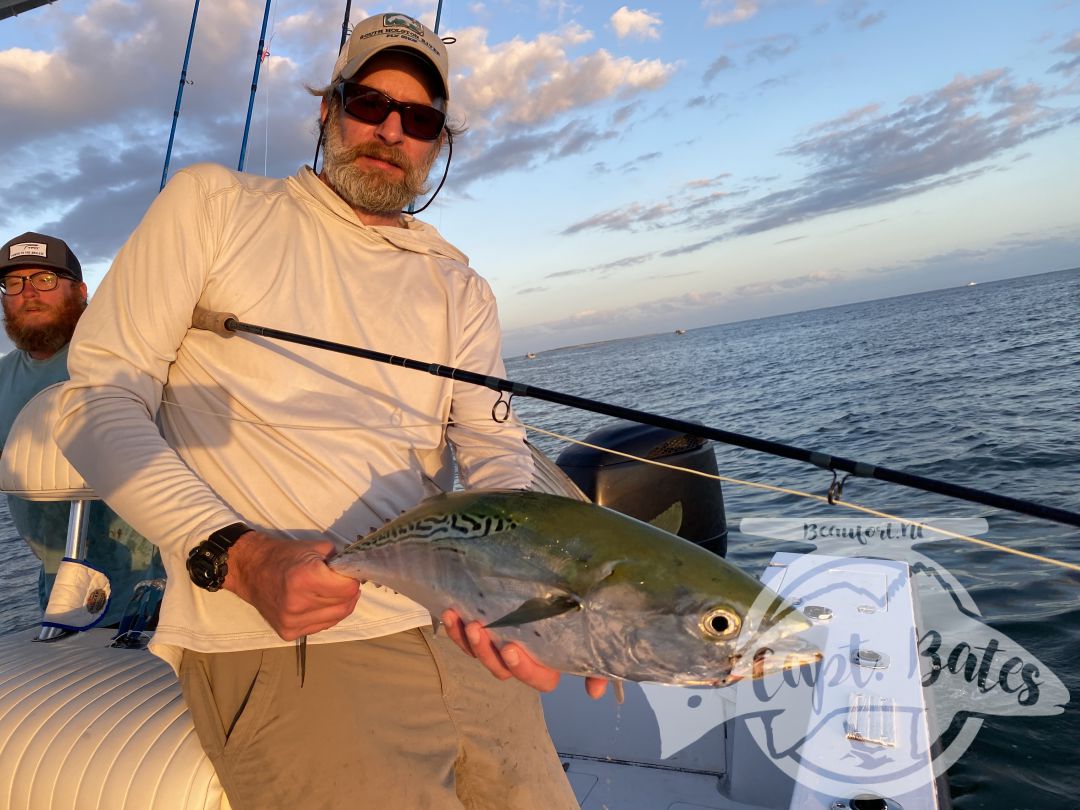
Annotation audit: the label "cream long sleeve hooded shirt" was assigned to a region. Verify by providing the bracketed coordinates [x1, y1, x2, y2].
[56, 163, 533, 672]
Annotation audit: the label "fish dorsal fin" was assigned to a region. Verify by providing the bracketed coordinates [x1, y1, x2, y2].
[526, 441, 590, 502]
[419, 473, 445, 501]
[648, 501, 683, 535]
[485, 593, 582, 628]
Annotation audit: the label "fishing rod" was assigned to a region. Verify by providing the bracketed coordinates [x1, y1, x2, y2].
[238, 0, 274, 172]
[160, 0, 201, 191]
[191, 309, 1080, 531]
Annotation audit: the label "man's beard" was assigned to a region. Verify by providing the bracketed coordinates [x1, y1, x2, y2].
[4, 291, 86, 357]
[320, 105, 440, 216]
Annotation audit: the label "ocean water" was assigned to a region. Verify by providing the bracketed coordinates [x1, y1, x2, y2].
[2, 267, 1077, 807]
[504, 267, 1080, 809]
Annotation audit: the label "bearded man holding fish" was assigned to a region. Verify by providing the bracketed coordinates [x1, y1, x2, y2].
[54, 12, 587, 810]
[55, 11, 816, 810]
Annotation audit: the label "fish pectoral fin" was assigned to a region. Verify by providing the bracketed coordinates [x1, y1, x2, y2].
[485, 594, 582, 628]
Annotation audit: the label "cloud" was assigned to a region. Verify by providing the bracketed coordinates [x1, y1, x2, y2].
[857, 11, 886, 30]
[661, 235, 723, 257]
[732, 270, 840, 297]
[1049, 31, 1080, 75]
[451, 24, 674, 128]
[865, 227, 1080, 280]
[702, 0, 760, 27]
[0, 3, 678, 264]
[447, 23, 677, 182]
[703, 54, 734, 84]
[561, 202, 677, 235]
[688, 92, 726, 108]
[614, 151, 662, 173]
[563, 68, 1079, 241]
[753, 73, 797, 93]
[685, 173, 731, 189]
[806, 104, 881, 134]
[560, 172, 741, 236]
[545, 251, 655, 278]
[610, 6, 662, 41]
[0, 0, 341, 264]
[837, 0, 887, 31]
[23, 139, 164, 264]
[505, 271, 838, 344]
[729, 69, 1071, 235]
[747, 34, 799, 64]
[451, 118, 619, 186]
[538, 0, 583, 24]
[511, 290, 728, 338]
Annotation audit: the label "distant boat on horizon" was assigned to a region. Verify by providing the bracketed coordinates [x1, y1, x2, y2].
[525, 352, 537, 359]
[674, 329, 687, 335]
[965, 281, 977, 287]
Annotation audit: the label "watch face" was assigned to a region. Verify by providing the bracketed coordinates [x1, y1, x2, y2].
[187, 546, 227, 591]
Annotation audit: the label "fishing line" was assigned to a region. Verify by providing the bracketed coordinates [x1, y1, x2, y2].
[157, 391, 1080, 572]
[190, 308, 1080, 531]
[261, 0, 279, 177]
[522, 423, 1080, 574]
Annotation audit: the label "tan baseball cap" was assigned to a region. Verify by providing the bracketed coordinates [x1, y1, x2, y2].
[332, 12, 450, 101]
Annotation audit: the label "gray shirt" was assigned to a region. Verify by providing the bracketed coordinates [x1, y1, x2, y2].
[0, 345, 164, 627]
[0, 346, 71, 444]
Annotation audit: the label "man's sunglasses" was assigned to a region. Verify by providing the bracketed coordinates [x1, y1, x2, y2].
[0, 270, 75, 296]
[337, 83, 446, 141]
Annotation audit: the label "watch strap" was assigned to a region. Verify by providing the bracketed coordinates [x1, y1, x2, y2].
[205, 522, 252, 554]
[187, 522, 251, 592]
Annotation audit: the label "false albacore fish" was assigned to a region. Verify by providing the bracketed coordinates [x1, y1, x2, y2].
[330, 490, 820, 686]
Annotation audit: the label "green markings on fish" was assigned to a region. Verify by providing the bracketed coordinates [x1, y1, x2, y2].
[331, 490, 819, 686]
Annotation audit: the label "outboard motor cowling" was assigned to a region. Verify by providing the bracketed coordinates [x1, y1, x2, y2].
[556, 421, 728, 556]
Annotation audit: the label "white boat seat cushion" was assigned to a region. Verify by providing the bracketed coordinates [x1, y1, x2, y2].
[0, 383, 97, 501]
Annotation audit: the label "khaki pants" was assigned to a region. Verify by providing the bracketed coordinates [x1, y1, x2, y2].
[179, 627, 579, 810]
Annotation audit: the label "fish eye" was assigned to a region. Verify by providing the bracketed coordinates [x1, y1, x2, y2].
[701, 607, 741, 640]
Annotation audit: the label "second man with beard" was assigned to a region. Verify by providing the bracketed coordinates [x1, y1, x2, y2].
[0, 231, 164, 629]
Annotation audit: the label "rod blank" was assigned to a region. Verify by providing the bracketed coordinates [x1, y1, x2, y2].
[189, 309, 1080, 530]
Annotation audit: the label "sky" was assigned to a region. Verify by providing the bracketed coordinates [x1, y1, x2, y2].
[1, 0, 1078, 356]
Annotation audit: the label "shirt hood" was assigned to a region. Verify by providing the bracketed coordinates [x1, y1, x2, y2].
[290, 167, 468, 266]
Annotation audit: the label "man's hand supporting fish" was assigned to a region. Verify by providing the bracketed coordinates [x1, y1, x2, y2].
[223, 531, 361, 640]
[441, 609, 611, 698]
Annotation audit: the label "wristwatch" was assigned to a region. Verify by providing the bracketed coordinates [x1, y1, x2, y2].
[186, 522, 252, 592]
